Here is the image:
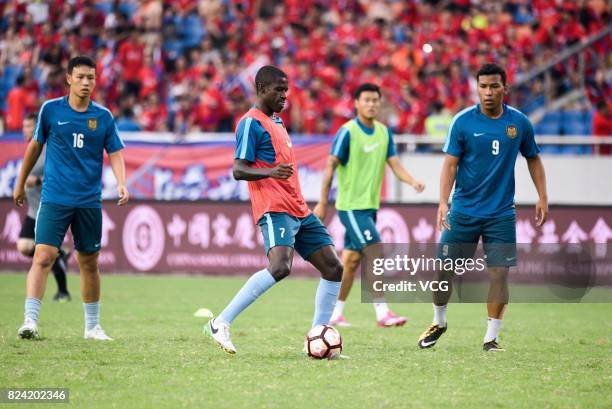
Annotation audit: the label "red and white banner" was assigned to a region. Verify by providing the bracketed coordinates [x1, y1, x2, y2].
[0, 137, 366, 202]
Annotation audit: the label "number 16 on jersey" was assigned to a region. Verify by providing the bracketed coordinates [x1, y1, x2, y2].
[73, 133, 84, 148]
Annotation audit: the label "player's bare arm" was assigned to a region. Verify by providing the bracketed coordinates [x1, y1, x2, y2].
[313, 155, 340, 221]
[438, 154, 459, 231]
[526, 155, 548, 226]
[109, 150, 129, 206]
[232, 158, 293, 181]
[386, 156, 425, 193]
[13, 139, 44, 207]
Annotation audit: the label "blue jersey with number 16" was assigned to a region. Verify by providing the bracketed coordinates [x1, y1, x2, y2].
[34, 96, 125, 208]
[443, 104, 539, 218]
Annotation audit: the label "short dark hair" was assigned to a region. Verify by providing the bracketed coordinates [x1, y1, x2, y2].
[476, 63, 507, 85]
[67, 55, 96, 74]
[24, 112, 37, 122]
[254, 65, 287, 93]
[354, 83, 381, 100]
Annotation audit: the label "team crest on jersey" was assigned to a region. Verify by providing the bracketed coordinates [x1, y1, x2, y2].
[87, 118, 97, 131]
[506, 125, 518, 139]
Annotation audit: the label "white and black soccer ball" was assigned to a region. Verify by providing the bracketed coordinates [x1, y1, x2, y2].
[305, 325, 342, 360]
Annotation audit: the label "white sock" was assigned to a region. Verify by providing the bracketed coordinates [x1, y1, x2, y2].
[84, 302, 100, 331]
[484, 317, 503, 343]
[331, 300, 345, 319]
[433, 304, 447, 327]
[373, 300, 389, 320]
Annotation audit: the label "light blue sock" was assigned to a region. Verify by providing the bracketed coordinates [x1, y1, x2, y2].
[218, 269, 277, 324]
[83, 302, 100, 331]
[24, 298, 42, 322]
[312, 279, 341, 327]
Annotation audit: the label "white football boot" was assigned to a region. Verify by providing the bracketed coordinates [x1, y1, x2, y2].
[18, 318, 39, 339]
[204, 318, 236, 354]
[84, 324, 113, 341]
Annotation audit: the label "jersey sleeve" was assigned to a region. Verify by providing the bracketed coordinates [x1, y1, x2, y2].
[386, 128, 397, 158]
[442, 115, 464, 157]
[33, 103, 51, 144]
[520, 118, 540, 158]
[104, 112, 125, 154]
[330, 127, 350, 165]
[235, 117, 267, 163]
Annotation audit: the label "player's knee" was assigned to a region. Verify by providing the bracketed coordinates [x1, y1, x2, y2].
[489, 267, 509, 282]
[322, 259, 343, 282]
[268, 263, 291, 281]
[345, 259, 360, 275]
[77, 252, 99, 273]
[342, 251, 362, 272]
[33, 249, 57, 269]
[16, 239, 35, 257]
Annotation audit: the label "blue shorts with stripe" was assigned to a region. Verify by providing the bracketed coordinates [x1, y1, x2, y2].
[337, 209, 381, 252]
[437, 211, 517, 267]
[35, 202, 102, 253]
[257, 212, 334, 259]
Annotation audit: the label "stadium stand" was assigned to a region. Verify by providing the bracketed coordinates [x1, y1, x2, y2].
[0, 0, 609, 139]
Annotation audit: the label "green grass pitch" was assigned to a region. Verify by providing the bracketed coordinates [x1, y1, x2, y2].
[1, 272, 611, 409]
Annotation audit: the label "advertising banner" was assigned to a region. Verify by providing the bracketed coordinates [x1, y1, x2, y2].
[0, 137, 354, 202]
[1, 200, 610, 280]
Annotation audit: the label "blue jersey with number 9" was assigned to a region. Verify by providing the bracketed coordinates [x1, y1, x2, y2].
[442, 104, 539, 218]
[33, 96, 125, 208]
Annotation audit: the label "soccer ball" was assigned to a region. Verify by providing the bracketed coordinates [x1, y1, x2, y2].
[305, 325, 342, 360]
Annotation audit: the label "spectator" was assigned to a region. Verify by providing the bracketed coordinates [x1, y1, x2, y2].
[169, 93, 196, 134]
[592, 101, 612, 155]
[140, 93, 168, 132]
[116, 27, 145, 97]
[4, 75, 36, 131]
[77, 0, 106, 50]
[138, 54, 161, 99]
[116, 108, 143, 132]
[20, 65, 39, 101]
[0, 0, 608, 137]
[43, 68, 66, 100]
[425, 102, 453, 139]
[193, 72, 231, 132]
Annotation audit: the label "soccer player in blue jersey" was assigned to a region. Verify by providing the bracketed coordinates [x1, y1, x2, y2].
[417, 63, 548, 352]
[13, 56, 128, 341]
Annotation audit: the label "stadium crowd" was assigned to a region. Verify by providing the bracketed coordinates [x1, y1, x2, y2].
[0, 0, 610, 136]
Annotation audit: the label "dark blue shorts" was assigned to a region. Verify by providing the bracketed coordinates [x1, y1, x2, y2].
[257, 212, 334, 260]
[437, 211, 517, 267]
[337, 209, 381, 252]
[35, 202, 102, 253]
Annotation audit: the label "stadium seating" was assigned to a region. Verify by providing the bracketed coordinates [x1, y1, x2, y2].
[0, 64, 22, 111]
[562, 111, 591, 135]
[534, 110, 598, 155]
[0, 0, 607, 140]
[560, 110, 593, 154]
[535, 111, 563, 154]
